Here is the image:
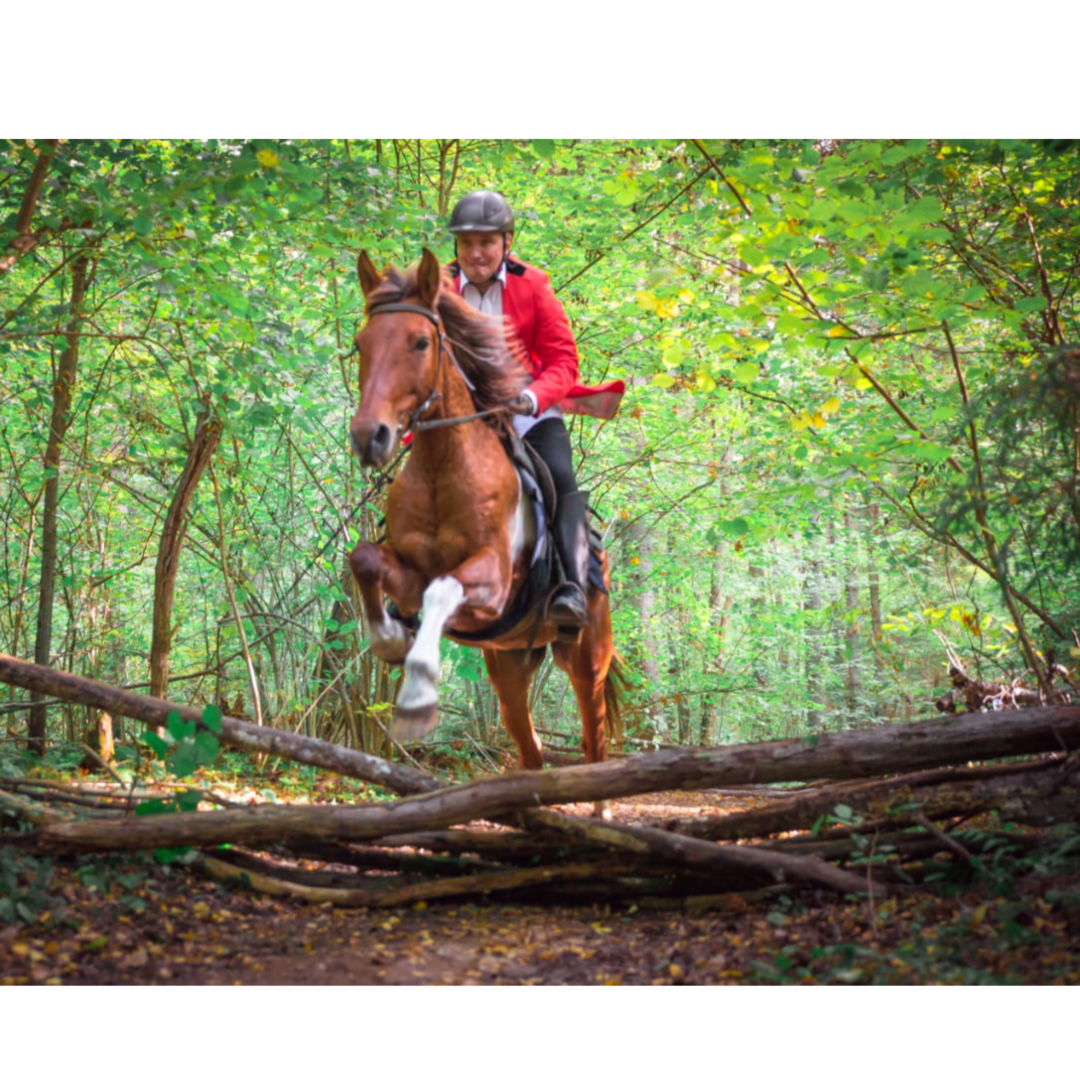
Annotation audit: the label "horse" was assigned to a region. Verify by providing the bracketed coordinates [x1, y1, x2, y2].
[347, 247, 624, 780]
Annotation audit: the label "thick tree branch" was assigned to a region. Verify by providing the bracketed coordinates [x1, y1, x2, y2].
[0, 139, 60, 274]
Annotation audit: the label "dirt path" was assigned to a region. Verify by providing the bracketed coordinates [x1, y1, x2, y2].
[3, 790, 1080, 985]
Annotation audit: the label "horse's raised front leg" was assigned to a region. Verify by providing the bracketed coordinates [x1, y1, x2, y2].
[483, 647, 547, 769]
[392, 546, 508, 740]
[348, 541, 423, 665]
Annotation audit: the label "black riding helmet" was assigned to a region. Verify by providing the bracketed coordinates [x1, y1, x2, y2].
[448, 190, 515, 234]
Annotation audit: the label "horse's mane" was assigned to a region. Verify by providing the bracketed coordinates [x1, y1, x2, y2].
[366, 264, 530, 414]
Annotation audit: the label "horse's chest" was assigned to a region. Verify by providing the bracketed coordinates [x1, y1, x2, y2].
[388, 476, 507, 573]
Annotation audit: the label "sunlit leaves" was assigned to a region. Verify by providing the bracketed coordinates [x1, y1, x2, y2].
[733, 362, 759, 385]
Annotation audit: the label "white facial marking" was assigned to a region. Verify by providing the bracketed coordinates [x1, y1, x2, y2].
[396, 576, 466, 712]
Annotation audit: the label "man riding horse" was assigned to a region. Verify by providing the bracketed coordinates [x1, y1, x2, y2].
[446, 189, 622, 637]
[348, 198, 625, 768]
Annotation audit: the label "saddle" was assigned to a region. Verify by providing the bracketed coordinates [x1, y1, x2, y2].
[384, 428, 606, 646]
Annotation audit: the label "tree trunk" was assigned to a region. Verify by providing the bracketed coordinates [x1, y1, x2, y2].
[28, 248, 93, 754]
[802, 514, 825, 732]
[625, 513, 662, 734]
[843, 498, 862, 726]
[666, 530, 692, 743]
[865, 497, 885, 691]
[149, 402, 223, 700]
[703, 454, 736, 744]
[0, 140, 60, 275]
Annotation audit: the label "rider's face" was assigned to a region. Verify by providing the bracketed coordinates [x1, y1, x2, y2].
[456, 231, 510, 284]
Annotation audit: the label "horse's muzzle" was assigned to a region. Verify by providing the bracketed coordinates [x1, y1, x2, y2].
[352, 421, 396, 467]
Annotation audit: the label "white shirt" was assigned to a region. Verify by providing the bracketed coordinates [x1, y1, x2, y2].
[458, 261, 559, 436]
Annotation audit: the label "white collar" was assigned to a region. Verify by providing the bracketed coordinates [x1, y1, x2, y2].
[458, 260, 508, 291]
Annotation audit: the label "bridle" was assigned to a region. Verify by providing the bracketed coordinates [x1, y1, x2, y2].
[364, 301, 510, 435]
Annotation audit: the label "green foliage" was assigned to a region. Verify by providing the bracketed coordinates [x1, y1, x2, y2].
[2, 138, 1078, 756]
[0, 848, 58, 925]
[132, 704, 223, 861]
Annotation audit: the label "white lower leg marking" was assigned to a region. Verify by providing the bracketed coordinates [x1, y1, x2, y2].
[397, 577, 465, 712]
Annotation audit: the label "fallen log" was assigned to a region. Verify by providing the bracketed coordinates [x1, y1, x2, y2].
[0, 653, 439, 797]
[12, 703, 1080, 857]
[520, 809, 883, 896]
[196, 852, 641, 908]
[669, 757, 1073, 841]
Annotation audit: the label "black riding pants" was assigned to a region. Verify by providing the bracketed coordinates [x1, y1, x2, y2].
[523, 417, 578, 502]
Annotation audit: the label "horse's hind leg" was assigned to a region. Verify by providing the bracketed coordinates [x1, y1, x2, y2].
[483, 647, 546, 769]
[552, 595, 615, 817]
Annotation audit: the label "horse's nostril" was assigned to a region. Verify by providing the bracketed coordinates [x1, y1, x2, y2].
[372, 424, 392, 455]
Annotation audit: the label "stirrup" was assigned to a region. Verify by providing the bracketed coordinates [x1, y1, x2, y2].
[549, 583, 588, 627]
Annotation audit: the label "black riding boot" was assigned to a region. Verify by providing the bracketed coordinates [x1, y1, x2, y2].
[549, 490, 590, 634]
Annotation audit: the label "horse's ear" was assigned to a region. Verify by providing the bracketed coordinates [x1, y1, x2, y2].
[357, 250, 383, 298]
[417, 247, 441, 308]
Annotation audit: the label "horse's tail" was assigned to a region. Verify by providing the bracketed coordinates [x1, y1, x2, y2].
[604, 650, 629, 752]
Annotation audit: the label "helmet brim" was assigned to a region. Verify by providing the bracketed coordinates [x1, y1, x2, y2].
[448, 224, 511, 234]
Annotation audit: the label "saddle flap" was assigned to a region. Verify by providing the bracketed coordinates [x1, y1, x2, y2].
[506, 428, 558, 521]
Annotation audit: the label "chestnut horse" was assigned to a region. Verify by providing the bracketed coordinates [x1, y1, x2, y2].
[348, 248, 623, 772]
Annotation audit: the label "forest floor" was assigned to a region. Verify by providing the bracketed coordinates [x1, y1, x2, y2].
[4, 777, 1080, 986]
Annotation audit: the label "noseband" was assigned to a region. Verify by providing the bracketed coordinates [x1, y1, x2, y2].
[364, 301, 506, 434]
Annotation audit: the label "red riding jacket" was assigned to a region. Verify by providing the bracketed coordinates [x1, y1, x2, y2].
[450, 257, 624, 420]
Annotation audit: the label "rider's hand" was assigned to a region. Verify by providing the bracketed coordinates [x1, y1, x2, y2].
[509, 392, 537, 416]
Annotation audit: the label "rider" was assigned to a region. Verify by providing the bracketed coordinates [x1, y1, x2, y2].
[447, 189, 623, 634]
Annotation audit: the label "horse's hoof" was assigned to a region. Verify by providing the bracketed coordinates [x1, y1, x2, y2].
[593, 800, 613, 821]
[391, 702, 439, 741]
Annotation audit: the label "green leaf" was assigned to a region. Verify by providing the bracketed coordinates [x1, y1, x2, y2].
[911, 441, 953, 463]
[1014, 295, 1047, 313]
[168, 742, 200, 778]
[661, 342, 689, 368]
[651, 373, 676, 389]
[153, 847, 194, 865]
[733, 362, 759, 385]
[132, 215, 153, 236]
[201, 704, 223, 733]
[532, 139, 556, 158]
[141, 732, 171, 759]
[166, 711, 195, 742]
[176, 790, 203, 812]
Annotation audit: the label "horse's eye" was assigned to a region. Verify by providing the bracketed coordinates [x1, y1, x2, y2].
[413, 337, 430, 351]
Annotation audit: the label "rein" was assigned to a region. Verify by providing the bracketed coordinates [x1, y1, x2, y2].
[364, 301, 510, 435]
